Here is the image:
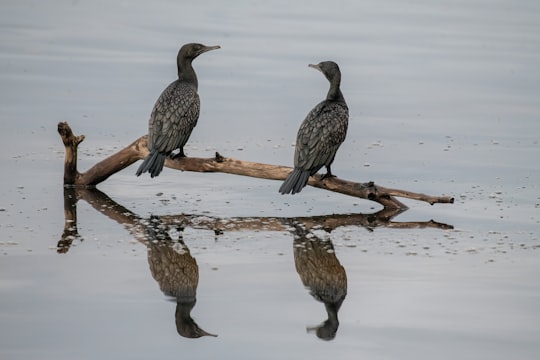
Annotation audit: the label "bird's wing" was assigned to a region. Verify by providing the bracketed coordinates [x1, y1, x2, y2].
[148, 82, 201, 153]
[294, 102, 348, 173]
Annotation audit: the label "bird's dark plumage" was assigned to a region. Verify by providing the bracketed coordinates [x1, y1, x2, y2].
[136, 43, 220, 178]
[279, 61, 349, 194]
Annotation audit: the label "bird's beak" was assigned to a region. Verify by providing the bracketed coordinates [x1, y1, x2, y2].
[308, 63, 322, 72]
[201, 45, 221, 54]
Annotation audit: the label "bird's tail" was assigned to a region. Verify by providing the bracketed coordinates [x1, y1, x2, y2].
[279, 168, 311, 194]
[136, 151, 167, 178]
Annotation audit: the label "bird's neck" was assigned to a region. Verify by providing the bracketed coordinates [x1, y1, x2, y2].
[177, 60, 198, 89]
[325, 302, 340, 324]
[326, 77, 345, 102]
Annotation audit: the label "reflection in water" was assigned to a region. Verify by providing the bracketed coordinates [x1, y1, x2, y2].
[144, 218, 217, 338]
[60, 187, 216, 338]
[58, 187, 452, 339]
[57, 189, 83, 253]
[290, 223, 347, 340]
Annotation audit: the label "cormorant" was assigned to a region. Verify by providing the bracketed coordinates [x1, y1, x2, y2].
[136, 43, 220, 178]
[279, 61, 349, 194]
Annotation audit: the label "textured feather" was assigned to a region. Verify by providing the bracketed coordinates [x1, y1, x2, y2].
[137, 81, 200, 177]
[295, 101, 348, 176]
[279, 99, 348, 194]
[279, 168, 311, 195]
[135, 151, 167, 178]
[149, 81, 200, 154]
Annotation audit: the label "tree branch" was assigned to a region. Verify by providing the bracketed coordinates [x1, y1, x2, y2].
[57, 121, 454, 209]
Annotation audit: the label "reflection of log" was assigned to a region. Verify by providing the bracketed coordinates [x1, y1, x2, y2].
[158, 207, 454, 233]
[57, 122, 455, 209]
[58, 187, 83, 253]
[293, 224, 347, 341]
[57, 188, 454, 253]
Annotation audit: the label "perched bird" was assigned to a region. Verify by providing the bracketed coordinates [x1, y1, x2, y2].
[279, 61, 349, 194]
[136, 43, 220, 178]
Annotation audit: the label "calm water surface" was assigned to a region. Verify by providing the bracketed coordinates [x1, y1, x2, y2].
[1, 1, 539, 359]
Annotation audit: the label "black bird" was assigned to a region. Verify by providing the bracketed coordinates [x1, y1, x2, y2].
[279, 61, 349, 194]
[136, 43, 220, 178]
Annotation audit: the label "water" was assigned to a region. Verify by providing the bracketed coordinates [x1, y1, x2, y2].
[1, 1, 539, 359]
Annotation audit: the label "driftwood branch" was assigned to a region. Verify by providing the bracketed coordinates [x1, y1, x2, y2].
[57, 122, 454, 209]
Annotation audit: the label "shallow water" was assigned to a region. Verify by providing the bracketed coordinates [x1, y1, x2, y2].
[1, 0, 539, 359]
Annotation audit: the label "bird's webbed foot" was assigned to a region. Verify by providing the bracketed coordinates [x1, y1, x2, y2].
[320, 166, 336, 180]
[170, 148, 187, 159]
[320, 172, 336, 180]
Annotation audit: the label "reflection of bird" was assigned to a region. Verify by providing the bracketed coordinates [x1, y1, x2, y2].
[146, 220, 216, 338]
[136, 43, 220, 178]
[292, 224, 347, 340]
[279, 61, 349, 194]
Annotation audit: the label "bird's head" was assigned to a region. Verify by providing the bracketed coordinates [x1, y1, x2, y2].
[178, 43, 220, 61]
[308, 61, 341, 82]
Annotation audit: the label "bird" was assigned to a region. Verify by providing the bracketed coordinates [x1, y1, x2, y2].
[136, 43, 220, 178]
[279, 61, 349, 194]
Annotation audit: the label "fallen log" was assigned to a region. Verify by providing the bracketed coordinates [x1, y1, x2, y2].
[57, 121, 454, 210]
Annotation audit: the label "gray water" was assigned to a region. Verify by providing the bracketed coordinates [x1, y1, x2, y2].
[1, 1, 539, 359]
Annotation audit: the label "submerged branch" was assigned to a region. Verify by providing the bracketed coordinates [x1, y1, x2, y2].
[57, 121, 454, 209]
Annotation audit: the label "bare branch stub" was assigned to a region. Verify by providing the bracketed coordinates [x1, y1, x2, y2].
[56, 121, 454, 209]
[58, 122, 84, 185]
